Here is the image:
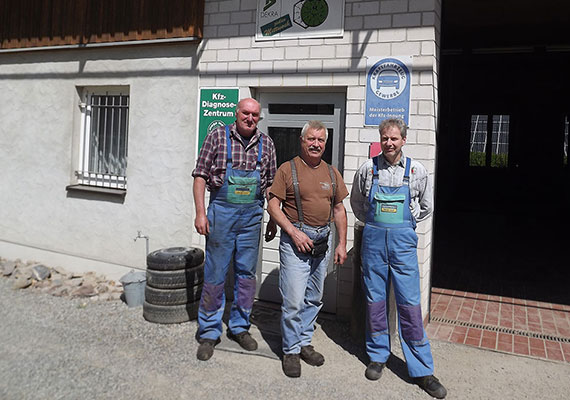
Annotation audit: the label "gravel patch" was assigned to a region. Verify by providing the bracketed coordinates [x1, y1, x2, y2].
[1, 275, 570, 399]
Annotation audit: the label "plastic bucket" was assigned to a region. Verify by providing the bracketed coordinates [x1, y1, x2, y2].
[120, 270, 147, 308]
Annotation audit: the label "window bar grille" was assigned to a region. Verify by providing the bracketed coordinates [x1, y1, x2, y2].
[77, 91, 128, 189]
[78, 91, 90, 175]
[470, 114, 487, 153]
[494, 115, 501, 155]
[108, 94, 115, 175]
[115, 93, 123, 175]
[563, 115, 570, 165]
[124, 95, 129, 170]
[492, 115, 509, 155]
[101, 94, 108, 174]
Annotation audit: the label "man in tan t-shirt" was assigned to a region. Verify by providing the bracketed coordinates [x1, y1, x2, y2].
[267, 120, 348, 378]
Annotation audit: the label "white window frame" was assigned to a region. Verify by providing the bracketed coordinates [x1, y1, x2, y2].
[76, 86, 130, 190]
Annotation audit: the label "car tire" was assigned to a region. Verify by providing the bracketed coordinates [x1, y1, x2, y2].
[144, 285, 202, 306]
[145, 262, 204, 289]
[146, 247, 204, 271]
[143, 301, 199, 324]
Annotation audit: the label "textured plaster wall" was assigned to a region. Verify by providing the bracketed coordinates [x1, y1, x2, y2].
[0, 44, 200, 278]
[196, 0, 442, 317]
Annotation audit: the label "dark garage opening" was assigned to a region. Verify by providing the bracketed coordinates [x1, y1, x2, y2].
[432, 0, 570, 304]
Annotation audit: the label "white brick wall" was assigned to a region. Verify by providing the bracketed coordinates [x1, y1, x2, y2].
[197, 0, 442, 317]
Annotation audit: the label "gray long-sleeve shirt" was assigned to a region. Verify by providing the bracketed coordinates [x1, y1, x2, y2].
[350, 152, 433, 223]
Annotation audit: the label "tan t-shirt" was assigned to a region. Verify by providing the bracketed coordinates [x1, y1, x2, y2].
[270, 156, 349, 227]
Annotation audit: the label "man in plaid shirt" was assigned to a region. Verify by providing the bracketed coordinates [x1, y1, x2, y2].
[192, 98, 277, 361]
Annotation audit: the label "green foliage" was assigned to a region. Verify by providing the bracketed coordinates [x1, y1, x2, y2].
[469, 152, 486, 166]
[491, 153, 508, 168]
[469, 152, 508, 168]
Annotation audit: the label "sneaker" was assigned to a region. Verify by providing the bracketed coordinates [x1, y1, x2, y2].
[282, 354, 301, 378]
[365, 362, 385, 381]
[414, 375, 447, 399]
[196, 339, 217, 361]
[228, 331, 258, 351]
[300, 345, 325, 366]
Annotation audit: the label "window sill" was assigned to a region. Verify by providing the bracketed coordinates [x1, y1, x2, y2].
[66, 184, 126, 198]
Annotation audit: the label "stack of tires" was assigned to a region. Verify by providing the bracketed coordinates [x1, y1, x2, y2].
[143, 247, 205, 324]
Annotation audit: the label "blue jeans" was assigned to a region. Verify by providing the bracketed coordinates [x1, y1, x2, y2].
[279, 223, 332, 354]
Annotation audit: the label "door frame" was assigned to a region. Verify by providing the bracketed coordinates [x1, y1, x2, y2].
[256, 90, 346, 313]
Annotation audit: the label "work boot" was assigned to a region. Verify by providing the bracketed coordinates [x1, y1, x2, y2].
[365, 362, 385, 381]
[414, 375, 447, 399]
[228, 331, 258, 351]
[196, 339, 218, 361]
[282, 354, 301, 378]
[300, 345, 325, 366]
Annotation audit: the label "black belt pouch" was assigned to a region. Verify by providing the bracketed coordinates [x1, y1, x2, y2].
[311, 235, 329, 258]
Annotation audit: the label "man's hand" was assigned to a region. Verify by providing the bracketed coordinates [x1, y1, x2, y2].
[267, 195, 313, 253]
[290, 228, 313, 253]
[194, 213, 209, 236]
[334, 244, 347, 265]
[193, 177, 209, 236]
[265, 218, 277, 242]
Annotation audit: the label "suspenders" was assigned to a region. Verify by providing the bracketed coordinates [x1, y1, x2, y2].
[372, 155, 411, 186]
[290, 159, 336, 227]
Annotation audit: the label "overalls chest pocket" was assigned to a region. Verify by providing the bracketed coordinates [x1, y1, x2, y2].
[374, 192, 406, 224]
[227, 175, 258, 204]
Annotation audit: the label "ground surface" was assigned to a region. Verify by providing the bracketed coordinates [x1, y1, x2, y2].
[1, 278, 569, 400]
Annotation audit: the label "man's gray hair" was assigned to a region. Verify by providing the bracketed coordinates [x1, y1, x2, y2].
[378, 118, 408, 139]
[301, 120, 328, 141]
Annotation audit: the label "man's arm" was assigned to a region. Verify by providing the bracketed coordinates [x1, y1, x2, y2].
[350, 162, 370, 222]
[333, 202, 348, 265]
[416, 166, 433, 222]
[267, 195, 313, 253]
[264, 189, 277, 242]
[193, 176, 209, 236]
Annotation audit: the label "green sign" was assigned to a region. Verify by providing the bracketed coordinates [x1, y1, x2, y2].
[260, 15, 293, 36]
[197, 88, 239, 152]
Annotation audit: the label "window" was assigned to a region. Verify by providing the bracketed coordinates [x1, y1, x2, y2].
[563, 115, 569, 167]
[76, 88, 129, 189]
[469, 114, 509, 168]
[268, 126, 334, 167]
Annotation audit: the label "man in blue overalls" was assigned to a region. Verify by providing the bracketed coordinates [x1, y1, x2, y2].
[192, 98, 277, 361]
[350, 118, 447, 398]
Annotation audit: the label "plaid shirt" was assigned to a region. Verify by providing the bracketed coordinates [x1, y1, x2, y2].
[192, 122, 277, 193]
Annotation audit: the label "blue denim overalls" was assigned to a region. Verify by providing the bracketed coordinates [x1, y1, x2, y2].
[198, 126, 264, 340]
[361, 156, 434, 377]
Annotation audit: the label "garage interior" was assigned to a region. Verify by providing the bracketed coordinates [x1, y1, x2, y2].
[432, 0, 570, 305]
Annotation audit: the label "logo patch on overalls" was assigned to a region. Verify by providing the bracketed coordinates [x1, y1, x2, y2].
[380, 204, 398, 213]
[235, 187, 251, 195]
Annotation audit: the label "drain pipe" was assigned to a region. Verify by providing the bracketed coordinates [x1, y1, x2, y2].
[134, 231, 150, 256]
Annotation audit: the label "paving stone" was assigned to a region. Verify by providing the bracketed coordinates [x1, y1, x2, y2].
[68, 278, 84, 287]
[71, 284, 97, 297]
[1, 257, 123, 303]
[1, 261, 16, 276]
[13, 267, 33, 280]
[12, 277, 32, 289]
[53, 266, 71, 277]
[31, 264, 51, 281]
